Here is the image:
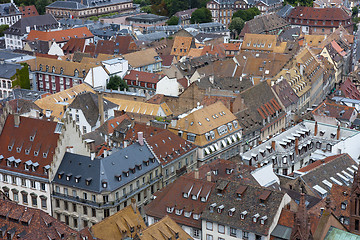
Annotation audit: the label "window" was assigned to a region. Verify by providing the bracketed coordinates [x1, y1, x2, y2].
[21, 178, 26, 187]
[206, 221, 213, 230]
[22, 192, 28, 204]
[64, 188, 68, 196]
[65, 216, 69, 225]
[230, 227, 237, 237]
[341, 202, 347, 210]
[206, 235, 213, 240]
[73, 218, 78, 228]
[41, 198, 47, 208]
[83, 192, 87, 200]
[72, 203, 77, 212]
[92, 208, 96, 217]
[187, 134, 196, 142]
[218, 224, 225, 234]
[243, 231, 249, 239]
[83, 206, 88, 215]
[13, 192, 18, 202]
[193, 229, 200, 238]
[64, 201, 68, 210]
[83, 220, 88, 227]
[31, 195, 37, 206]
[72, 190, 77, 197]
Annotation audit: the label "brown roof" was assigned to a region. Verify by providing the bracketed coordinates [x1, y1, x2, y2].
[114, 35, 137, 54]
[18, 5, 38, 17]
[170, 36, 194, 58]
[146, 130, 196, 166]
[123, 48, 161, 68]
[62, 38, 86, 54]
[271, 79, 299, 108]
[340, 78, 360, 100]
[297, 154, 342, 173]
[146, 94, 165, 104]
[123, 122, 166, 144]
[277, 208, 295, 228]
[0, 115, 61, 179]
[288, 6, 351, 21]
[123, 70, 165, 84]
[91, 204, 146, 239]
[97, 114, 131, 135]
[312, 100, 356, 121]
[0, 199, 82, 239]
[201, 44, 226, 58]
[145, 175, 215, 228]
[26, 27, 93, 43]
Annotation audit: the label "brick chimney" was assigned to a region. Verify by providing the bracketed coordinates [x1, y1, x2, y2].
[271, 140, 276, 151]
[295, 137, 299, 155]
[314, 121, 318, 136]
[337, 124, 340, 140]
[138, 132, 144, 146]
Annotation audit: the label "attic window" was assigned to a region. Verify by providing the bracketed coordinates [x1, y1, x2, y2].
[75, 175, 81, 183]
[102, 181, 108, 188]
[16, 147, 21, 153]
[167, 207, 174, 213]
[58, 172, 64, 179]
[34, 151, 38, 156]
[240, 210, 247, 219]
[115, 175, 122, 181]
[66, 174, 72, 181]
[123, 171, 129, 177]
[228, 208, 235, 216]
[43, 152, 47, 158]
[217, 205, 224, 213]
[8, 145, 12, 151]
[260, 216, 268, 225]
[253, 213, 260, 223]
[233, 120, 238, 128]
[85, 178, 92, 186]
[175, 209, 183, 215]
[209, 203, 216, 212]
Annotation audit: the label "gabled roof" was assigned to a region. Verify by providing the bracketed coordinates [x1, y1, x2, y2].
[312, 100, 356, 121]
[62, 38, 86, 54]
[340, 78, 360, 100]
[0, 199, 82, 239]
[0, 62, 22, 79]
[240, 13, 289, 37]
[26, 27, 93, 42]
[97, 114, 130, 136]
[91, 204, 146, 239]
[272, 79, 299, 108]
[123, 70, 165, 84]
[146, 130, 196, 166]
[170, 36, 194, 57]
[122, 122, 166, 143]
[288, 6, 351, 21]
[0, 115, 62, 179]
[123, 48, 161, 68]
[68, 92, 118, 127]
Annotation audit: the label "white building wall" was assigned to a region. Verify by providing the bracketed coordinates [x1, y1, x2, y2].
[48, 42, 64, 56]
[84, 66, 110, 89]
[156, 77, 181, 97]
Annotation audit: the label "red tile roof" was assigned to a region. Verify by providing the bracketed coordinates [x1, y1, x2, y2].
[177, 77, 188, 88]
[288, 6, 351, 21]
[224, 42, 240, 51]
[0, 199, 83, 239]
[0, 115, 61, 179]
[98, 114, 130, 135]
[146, 94, 165, 104]
[123, 122, 166, 144]
[297, 154, 344, 173]
[160, 54, 174, 67]
[340, 78, 360, 100]
[312, 100, 356, 121]
[146, 130, 196, 166]
[257, 98, 282, 119]
[18, 5, 38, 17]
[201, 44, 226, 58]
[26, 27, 93, 43]
[35, 53, 58, 59]
[145, 175, 215, 228]
[114, 35, 137, 54]
[124, 70, 165, 84]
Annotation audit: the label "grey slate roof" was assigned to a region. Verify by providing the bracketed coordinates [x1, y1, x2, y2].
[126, 14, 168, 22]
[48, 0, 133, 10]
[0, 3, 21, 17]
[137, 32, 167, 42]
[276, 4, 294, 18]
[0, 50, 27, 61]
[11, 89, 46, 101]
[4, 14, 59, 36]
[0, 62, 21, 79]
[68, 92, 118, 127]
[53, 142, 159, 193]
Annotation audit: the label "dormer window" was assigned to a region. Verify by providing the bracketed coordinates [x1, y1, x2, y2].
[167, 207, 174, 213]
[60, 67, 64, 74]
[58, 172, 64, 179]
[136, 164, 142, 170]
[8, 145, 12, 151]
[233, 120, 238, 128]
[66, 174, 72, 181]
[123, 171, 129, 177]
[226, 168, 233, 174]
[102, 181, 108, 188]
[6, 160, 11, 167]
[115, 175, 122, 181]
[43, 152, 48, 158]
[143, 160, 149, 166]
[130, 168, 135, 174]
[200, 197, 206, 202]
[74, 69, 79, 77]
[191, 194, 198, 200]
[341, 202, 347, 210]
[25, 149, 30, 155]
[46, 65, 49, 72]
[217, 205, 224, 213]
[150, 157, 155, 163]
[16, 147, 21, 153]
[213, 169, 218, 175]
[75, 175, 81, 183]
[241, 211, 247, 219]
[260, 216, 267, 224]
[319, 130, 325, 136]
[183, 192, 189, 198]
[85, 178, 92, 186]
[228, 208, 235, 216]
[175, 209, 183, 215]
[184, 211, 192, 218]
[227, 123, 233, 131]
[52, 66, 55, 73]
[34, 151, 38, 156]
[253, 213, 260, 222]
[193, 213, 200, 220]
[209, 203, 216, 212]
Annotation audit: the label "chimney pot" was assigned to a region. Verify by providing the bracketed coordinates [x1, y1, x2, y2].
[314, 121, 318, 136]
[138, 132, 144, 146]
[271, 140, 276, 151]
[295, 137, 299, 155]
[194, 168, 199, 179]
[14, 114, 20, 127]
[90, 152, 95, 160]
[206, 172, 211, 182]
[337, 124, 340, 140]
[131, 198, 137, 213]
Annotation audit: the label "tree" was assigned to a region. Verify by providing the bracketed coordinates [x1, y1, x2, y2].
[141, 5, 153, 13]
[0, 24, 9, 37]
[353, 6, 359, 16]
[35, 0, 51, 15]
[11, 63, 30, 90]
[232, 7, 260, 21]
[107, 75, 128, 91]
[229, 17, 245, 36]
[167, 16, 179, 25]
[190, 7, 212, 24]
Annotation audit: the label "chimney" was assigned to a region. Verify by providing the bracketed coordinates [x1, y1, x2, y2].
[314, 121, 318, 136]
[295, 137, 299, 155]
[14, 113, 20, 127]
[103, 149, 107, 157]
[194, 168, 199, 179]
[185, 119, 189, 130]
[337, 124, 340, 140]
[206, 172, 211, 182]
[271, 140, 276, 151]
[90, 152, 95, 160]
[138, 132, 144, 146]
[131, 198, 137, 213]
[136, 74, 139, 86]
[98, 91, 105, 125]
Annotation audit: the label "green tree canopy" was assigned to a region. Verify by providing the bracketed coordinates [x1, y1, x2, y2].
[107, 75, 128, 91]
[167, 16, 179, 25]
[229, 17, 245, 36]
[11, 63, 30, 90]
[190, 7, 212, 24]
[35, 0, 51, 15]
[232, 7, 260, 21]
[0, 24, 9, 37]
[353, 6, 359, 16]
